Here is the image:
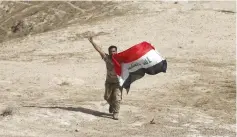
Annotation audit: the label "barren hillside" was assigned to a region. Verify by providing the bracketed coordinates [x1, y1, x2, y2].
[0, 1, 236, 137]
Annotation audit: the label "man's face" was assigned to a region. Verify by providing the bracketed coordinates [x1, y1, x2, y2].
[109, 48, 117, 55]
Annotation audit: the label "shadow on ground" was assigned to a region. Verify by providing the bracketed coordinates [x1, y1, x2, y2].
[23, 105, 112, 119]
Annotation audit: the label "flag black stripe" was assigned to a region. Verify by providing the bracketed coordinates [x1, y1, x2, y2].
[122, 60, 167, 90]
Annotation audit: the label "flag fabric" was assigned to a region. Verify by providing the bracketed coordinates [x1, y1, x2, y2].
[112, 41, 167, 92]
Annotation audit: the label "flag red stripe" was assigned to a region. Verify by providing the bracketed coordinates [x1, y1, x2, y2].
[112, 41, 155, 63]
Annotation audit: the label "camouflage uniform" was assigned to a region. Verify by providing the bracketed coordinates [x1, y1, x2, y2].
[103, 54, 122, 114]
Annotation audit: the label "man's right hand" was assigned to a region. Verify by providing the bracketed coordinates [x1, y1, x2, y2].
[88, 37, 93, 43]
[87, 36, 106, 59]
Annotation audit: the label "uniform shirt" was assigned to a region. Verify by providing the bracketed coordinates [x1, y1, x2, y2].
[103, 54, 119, 84]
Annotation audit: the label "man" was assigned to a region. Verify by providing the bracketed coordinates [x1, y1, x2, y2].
[88, 37, 122, 120]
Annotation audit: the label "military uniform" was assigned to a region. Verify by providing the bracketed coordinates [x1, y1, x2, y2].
[103, 54, 122, 118]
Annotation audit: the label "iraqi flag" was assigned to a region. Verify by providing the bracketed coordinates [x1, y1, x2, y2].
[112, 41, 167, 92]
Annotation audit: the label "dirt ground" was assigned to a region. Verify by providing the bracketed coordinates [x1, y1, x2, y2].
[0, 1, 236, 137]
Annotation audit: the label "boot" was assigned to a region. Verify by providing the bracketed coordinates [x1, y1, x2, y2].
[109, 105, 113, 113]
[112, 112, 119, 120]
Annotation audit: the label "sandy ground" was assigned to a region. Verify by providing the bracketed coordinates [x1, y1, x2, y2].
[0, 1, 236, 137]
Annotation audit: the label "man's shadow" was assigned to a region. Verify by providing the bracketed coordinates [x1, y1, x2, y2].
[23, 105, 112, 119]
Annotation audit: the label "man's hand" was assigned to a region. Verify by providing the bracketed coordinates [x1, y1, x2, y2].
[88, 36, 106, 59]
[88, 37, 93, 43]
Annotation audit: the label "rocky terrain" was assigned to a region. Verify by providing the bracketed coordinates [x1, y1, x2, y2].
[0, 1, 235, 137]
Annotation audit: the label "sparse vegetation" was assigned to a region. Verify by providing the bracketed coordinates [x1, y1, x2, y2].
[59, 81, 70, 86]
[0, 107, 13, 117]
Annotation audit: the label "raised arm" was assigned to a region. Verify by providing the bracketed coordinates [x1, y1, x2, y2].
[88, 37, 106, 59]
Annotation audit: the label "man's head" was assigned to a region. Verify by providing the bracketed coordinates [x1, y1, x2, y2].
[108, 45, 117, 55]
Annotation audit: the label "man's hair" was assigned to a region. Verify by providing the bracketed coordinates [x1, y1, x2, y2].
[108, 45, 117, 52]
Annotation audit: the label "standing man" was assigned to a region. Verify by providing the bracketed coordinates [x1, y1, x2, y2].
[88, 37, 122, 120]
